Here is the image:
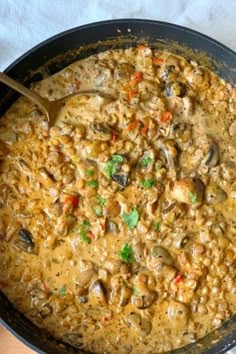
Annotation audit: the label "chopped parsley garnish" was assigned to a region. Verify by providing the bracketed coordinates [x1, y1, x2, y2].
[86, 180, 98, 188]
[82, 220, 91, 228]
[152, 222, 161, 231]
[119, 244, 134, 263]
[72, 226, 79, 232]
[80, 220, 92, 243]
[97, 195, 106, 206]
[80, 230, 92, 243]
[93, 205, 102, 217]
[139, 157, 154, 167]
[122, 208, 139, 230]
[133, 287, 139, 294]
[85, 169, 94, 176]
[59, 285, 67, 297]
[189, 191, 198, 204]
[139, 179, 155, 189]
[104, 154, 124, 178]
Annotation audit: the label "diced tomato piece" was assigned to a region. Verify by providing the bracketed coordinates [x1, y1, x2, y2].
[161, 111, 172, 123]
[140, 125, 149, 135]
[87, 230, 95, 240]
[111, 132, 117, 143]
[64, 195, 79, 209]
[126, 120, 139, 132]
[173, 274, 183, 284]
[152, 57, 165, 64]
[128, 89, 138, 101]
[124, 72, 143, 88]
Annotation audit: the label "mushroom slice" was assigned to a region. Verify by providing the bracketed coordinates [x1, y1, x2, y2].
[202, 137, 219, 167]
[131, 288, 157, 309]
[119, 286, 132, 307]
[167, 301, 190, 326]
[205, 183, 227, 205]
[126, 313, 152, 338]
[75, 268, 96, 287]
[89, 279, 107, 303]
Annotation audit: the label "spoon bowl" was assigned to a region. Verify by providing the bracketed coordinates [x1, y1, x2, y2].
[0, 72, 115, 125]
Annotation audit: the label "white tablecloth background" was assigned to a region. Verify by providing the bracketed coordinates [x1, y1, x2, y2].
[0, 0, 236, 71]
[0, 0, 235, 353]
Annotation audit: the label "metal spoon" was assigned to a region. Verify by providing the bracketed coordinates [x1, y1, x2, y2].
[0, 72, 115, 125]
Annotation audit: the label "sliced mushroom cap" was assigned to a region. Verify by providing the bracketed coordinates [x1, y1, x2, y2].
[205, 183, 227, 205]
[131, 288, 157, 309]
[106, 219, 119, 234]
[172, 178, 204, 205]
[112, 174, 129, 187]
[167, 301, 190, 326]
[89, 279, 107, 303]
[150, 246, 174, 266]
[75, 268, 96, 287]
[103, 199, 121, 217]
[126, 313, 152, 338]
[202, 137, 219, 167]
[14, 228, 37, 254]
[119, 286, 132, 306]
[133, 242, 145, 262]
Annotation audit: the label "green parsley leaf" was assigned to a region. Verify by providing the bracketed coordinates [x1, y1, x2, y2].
[112, 155, 124, 163]
[80, 229, 92, 243]
[139, 157, 154, 167]
[119, 244, 134, 263]
[97, 195, 106, 206]
[133, 287, 139, 294]
[86, 180, 98, 188]
[122, 208, 139, 230]
[152, 222, 161, 231]
[82, 220, 91, 228]
[104, 154, 124, 178]
[93, 205, 102, 217]
[59, 285, 67, 297]
[189, 191, 198, 204]
[85, 169, 94, 176]
[139, 179, 155, 189]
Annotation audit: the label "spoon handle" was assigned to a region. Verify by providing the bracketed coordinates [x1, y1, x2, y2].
[0, 72, 49, 116]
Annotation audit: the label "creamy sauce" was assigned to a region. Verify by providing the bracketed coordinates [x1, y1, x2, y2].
[0, 47, 235, 353]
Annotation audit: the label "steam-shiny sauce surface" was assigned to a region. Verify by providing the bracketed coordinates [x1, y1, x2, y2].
[0, 47, 235, 353]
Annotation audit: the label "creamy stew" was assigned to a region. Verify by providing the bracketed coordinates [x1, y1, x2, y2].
[0, 47, 235, 353]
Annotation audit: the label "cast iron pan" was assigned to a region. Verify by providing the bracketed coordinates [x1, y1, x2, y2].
[0, 19, 235, 354]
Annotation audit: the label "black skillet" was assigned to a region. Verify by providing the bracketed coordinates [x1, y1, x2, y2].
[0, 19, 235, 354]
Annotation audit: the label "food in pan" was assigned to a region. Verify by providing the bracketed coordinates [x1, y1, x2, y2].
[0, 46, 235, 353]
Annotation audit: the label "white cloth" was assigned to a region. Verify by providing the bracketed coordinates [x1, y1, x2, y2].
[0, 0, 235, 71]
